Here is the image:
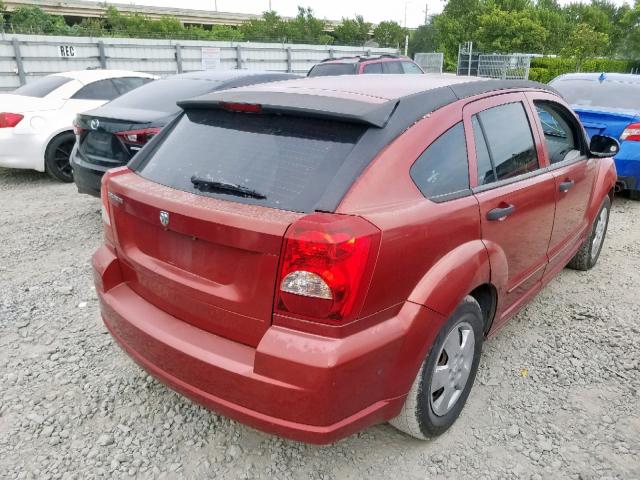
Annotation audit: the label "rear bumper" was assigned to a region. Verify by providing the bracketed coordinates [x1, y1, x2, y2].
[70, 148, 112, 197]
[93, 245, 442, 444]
[615, 142, 640, 192]
[0, 130, 43, 171]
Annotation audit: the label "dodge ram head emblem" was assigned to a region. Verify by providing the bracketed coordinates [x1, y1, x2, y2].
[90, 119, 100, 130]
[159, 210, 169, 227]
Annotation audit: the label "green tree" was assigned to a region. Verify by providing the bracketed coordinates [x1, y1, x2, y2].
[561, 23, 610, 70]
[431, 0, 487, 66]
[535, 6, 569, 54]
[476, 6, 549, 53]
[373, 20, 406, 48]
[9, 6, 69, 34]
[240, 10, 286, 42]
[618, 0, 640, 59]
[408, 22, 438, 56]
[287, 7, 332, 44]
[332, 15, 371, 45]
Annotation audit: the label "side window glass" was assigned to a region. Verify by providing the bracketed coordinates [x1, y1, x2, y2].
[473, 102, 539, 185]
[112, 77, 151, 95]
[71, 79, 120, 101]
[533, 101, 579, 164]
[383, 61, 404, 74]
[363, 63, 383, 74]
[472, 116, 495, 185]
[402, 62, 423, 74]
[410, 122, 470, 201]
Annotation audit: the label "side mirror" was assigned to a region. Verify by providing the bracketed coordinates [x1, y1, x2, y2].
[589, 135, 620, 158]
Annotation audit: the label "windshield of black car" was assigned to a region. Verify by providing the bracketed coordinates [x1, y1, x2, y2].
[132, 109, 366, 212]
[12, 76, 71, 98]
[550, 78, 640, 110]
[308, 63, 357, 77]
[105, 78, 223, 114]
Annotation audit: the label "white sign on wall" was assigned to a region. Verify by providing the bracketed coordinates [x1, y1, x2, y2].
[58, 45, 76, 57]
[201, 47, 221, 70]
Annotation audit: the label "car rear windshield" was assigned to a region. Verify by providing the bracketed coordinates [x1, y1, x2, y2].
[550, 78, 640, 110]
[106, 78, 222, 114]
[133, 109, 367, 212]
[13, 76, 71, 97]
[308, 63, 357, 77]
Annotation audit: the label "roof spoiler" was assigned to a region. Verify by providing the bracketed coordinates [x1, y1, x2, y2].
[177, 91, 398, 128]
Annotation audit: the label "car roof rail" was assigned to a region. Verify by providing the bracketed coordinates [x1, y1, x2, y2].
[319, 55, 362, 63]
[319, 54, 405, 64]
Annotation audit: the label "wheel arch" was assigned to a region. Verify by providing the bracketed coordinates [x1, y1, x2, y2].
[388, 241, 502, 401]
[407, 239, 494, 319]
[588, 157, 617, 223]
[40, 128, 75, 167]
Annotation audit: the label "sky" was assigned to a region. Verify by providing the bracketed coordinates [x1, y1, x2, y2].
[104, 0, 632, 29]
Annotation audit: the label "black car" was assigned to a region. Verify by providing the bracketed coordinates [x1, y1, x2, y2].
[71, 70, 298, 197]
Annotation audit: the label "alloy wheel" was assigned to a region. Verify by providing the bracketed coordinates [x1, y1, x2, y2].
[591, 206, 608, 258]
[430, 321, 475, 417]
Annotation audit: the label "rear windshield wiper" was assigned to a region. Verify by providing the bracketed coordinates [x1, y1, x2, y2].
[190, 176, 266, 199]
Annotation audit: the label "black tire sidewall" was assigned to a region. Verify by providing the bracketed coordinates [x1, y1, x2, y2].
[416, 297, 484, 437]
[587, 197, 611, 268]
[45, 132, 76, 183]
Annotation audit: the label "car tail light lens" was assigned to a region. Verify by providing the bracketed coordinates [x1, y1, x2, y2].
[100, 173, 114, 247]
[116, 127, 161, 148]
[621, 122, 640, 142]
[0, 112, 24, 128]
[275, 213, 381, 324]
[220, 102, 262, 114]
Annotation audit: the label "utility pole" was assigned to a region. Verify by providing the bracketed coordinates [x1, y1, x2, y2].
[213, 0, 218, 12]
[269, 0, 272, 11]
[404, 1, 411, 56]
[424, 3, 429, 24]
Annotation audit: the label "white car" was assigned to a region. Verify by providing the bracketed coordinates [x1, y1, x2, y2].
[0, 70, 156, 181]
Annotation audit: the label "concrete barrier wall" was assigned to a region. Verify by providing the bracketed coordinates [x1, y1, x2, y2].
[0, 33, 398, 91]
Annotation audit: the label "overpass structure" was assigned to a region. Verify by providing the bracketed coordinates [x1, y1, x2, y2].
[1, 0, 342, 29]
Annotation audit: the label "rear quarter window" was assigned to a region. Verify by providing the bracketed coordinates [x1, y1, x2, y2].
[133, 110, 367, 213]
[410, 122, 470, 201]
[308, 63, 357, 77]
[13, 76, 71, 97]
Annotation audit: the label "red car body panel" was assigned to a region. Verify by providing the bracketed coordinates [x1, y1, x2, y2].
[93, 77, 617, 444]
[96, 244, 443, 443]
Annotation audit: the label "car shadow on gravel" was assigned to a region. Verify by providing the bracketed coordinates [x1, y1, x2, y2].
[0, 167, 58, 187]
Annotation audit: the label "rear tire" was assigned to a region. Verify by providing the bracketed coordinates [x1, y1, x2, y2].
[567, 196, 610, 271]
[44, 132, 76, 183]
[389, 296, 483, 439]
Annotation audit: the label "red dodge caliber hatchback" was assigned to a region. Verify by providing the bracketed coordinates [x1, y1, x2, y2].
[94, 75, 618, 444]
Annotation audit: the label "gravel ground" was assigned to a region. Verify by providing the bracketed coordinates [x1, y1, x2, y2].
[0, 166, 639, 480]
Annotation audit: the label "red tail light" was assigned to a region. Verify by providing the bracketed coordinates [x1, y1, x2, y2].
[100, 167, 129, 248]
[0, 112, 24, 128]
[220, 102, 262, 114]
[116, 127, 161, 147]
[100, 172, 115, 248]
[275, 213, 381, 324]
[621, 122, 640, 142]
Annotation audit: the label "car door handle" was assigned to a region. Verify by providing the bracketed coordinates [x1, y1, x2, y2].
[487, 204, 515, 221]
[559, 180, 575, 192]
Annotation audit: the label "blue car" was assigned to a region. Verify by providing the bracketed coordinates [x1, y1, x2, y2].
[550, 72, 640, 199]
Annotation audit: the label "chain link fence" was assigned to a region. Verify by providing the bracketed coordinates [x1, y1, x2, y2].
[414, 52, 443, 73]
[477, 54, 531, 80]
